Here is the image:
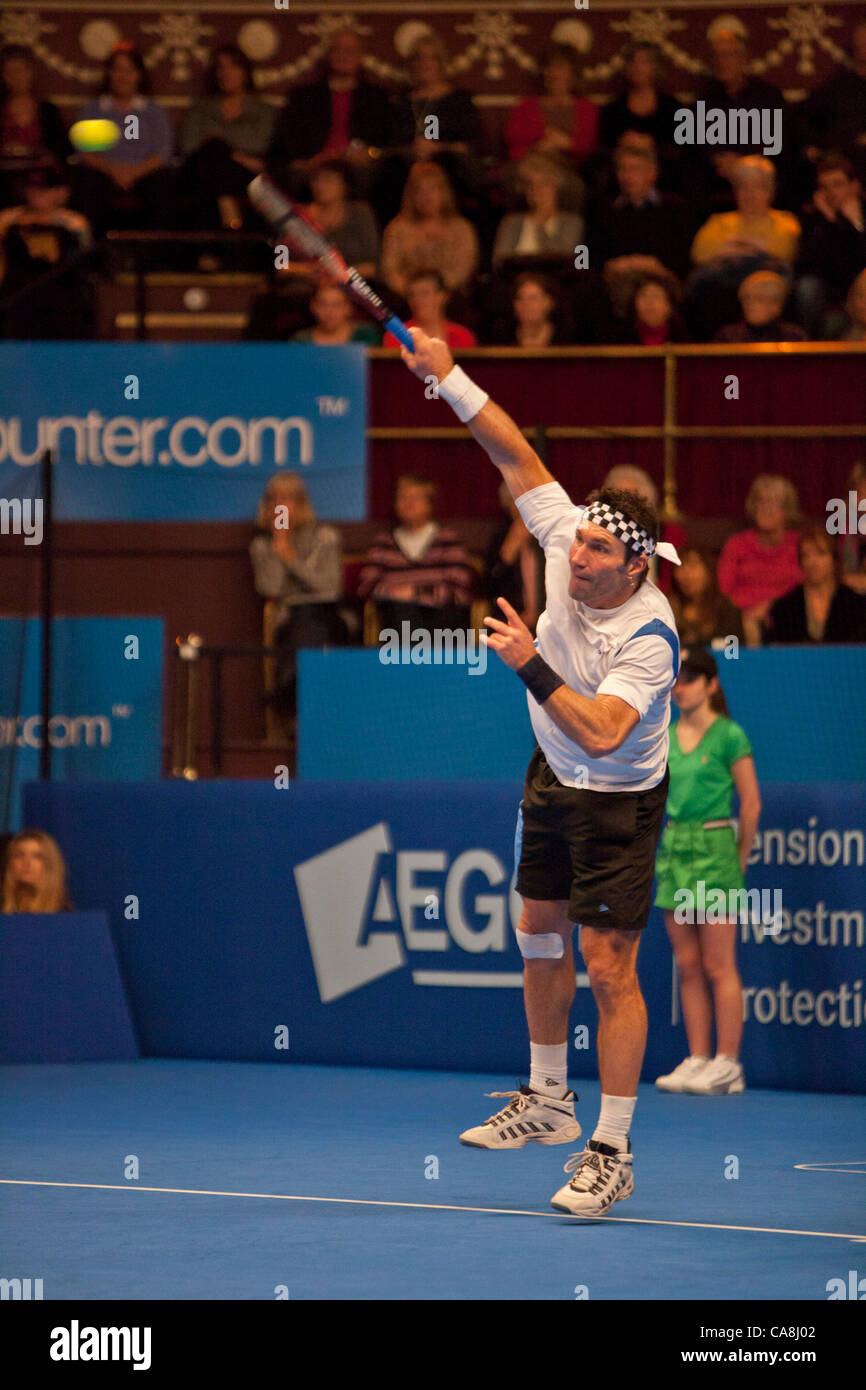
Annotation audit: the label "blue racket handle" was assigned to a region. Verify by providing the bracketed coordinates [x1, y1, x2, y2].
[384, 315, 415, 351]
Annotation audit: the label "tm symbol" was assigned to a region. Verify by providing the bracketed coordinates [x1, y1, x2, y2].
[112, 704, 132, 717]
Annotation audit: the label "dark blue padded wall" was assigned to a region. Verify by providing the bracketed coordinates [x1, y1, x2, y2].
[21, 779, 866, 1092]
[0, 912, 139, 1062]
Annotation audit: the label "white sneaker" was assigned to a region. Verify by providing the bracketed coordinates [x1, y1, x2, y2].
[550, 1138, 634, 1215]
[655, 1055, 711, 1092]
[684, 1055, 746, 1094]
[459, 1084, 581, 1149]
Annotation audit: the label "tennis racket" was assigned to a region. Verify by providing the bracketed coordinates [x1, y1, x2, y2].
[247, 173, 414, 350]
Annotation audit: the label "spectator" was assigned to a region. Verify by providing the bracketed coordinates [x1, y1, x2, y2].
[717, 475, 802, 645]
[0, 45, 70, 208]
[668, 546, 744, 646]
[303, 159, 378, 279]
[180, 44, 275, 230]
[249, 473, 348, 720]
[691, 156, 800, 269]
[613, 272, 687, 345]
[794, 156, 866, 337]
[836, 266, 866, 340]
[691, 27, 786, 194]
[380, 161, 479, 297]
[291, 281, 379, 344]
[801, 20, 866, 180]
[840, 459, 866, 592]
[714, 270, 807, 342]
[267, 27, 396, 202]
[385, 32, 485, 218]
[73, 43, 174, 234]
[507, 270, 567, 347]
[492, 152, 584, 270]
[0, 165, 93, 338]
[483, 480, 544, 632]
[505, 42, 598, 173]
[1, 829, 71, 913]
[382, 269, 476, 348]
[601, 464, 687, 592]
[598, 43, 681, 178]
[357, 474, 476, 636]
[592, 143, 692, 318]
[688, 155, 800, 337]
[765, 525, 866, 643]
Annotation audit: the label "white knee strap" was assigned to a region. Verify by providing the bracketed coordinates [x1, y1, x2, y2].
[516, 928, 564, 959]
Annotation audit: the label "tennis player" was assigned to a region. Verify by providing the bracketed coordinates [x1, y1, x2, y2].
[400, 328, 682, 1215]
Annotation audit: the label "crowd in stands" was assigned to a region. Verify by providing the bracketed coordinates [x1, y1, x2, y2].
[251, 458, 866, 726]
[2, 22, 866, 342]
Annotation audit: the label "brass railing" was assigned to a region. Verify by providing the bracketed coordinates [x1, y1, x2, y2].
[368, 342, 866, 520]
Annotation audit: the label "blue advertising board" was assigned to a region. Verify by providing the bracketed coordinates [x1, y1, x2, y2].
[0, 618, 162, 828]
[298, 646, 866, 784]
[0, 343, 367, 520]
[22, 778, 866, 1092]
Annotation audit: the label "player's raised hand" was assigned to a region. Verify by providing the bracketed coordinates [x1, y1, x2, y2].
[400, 326, 454, 389]
[482, 596, 537, 670]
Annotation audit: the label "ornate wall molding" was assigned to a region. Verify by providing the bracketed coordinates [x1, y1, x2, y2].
[1, 5, 860, 106]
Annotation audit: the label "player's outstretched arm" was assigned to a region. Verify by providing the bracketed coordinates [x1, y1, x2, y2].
[401, 327, 554, 500]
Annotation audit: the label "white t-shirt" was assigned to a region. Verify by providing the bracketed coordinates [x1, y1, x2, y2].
[515, 481, 680, 792]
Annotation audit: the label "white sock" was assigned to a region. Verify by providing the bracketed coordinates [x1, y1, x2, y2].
[529, 1042, 569, 1100]
[592, 1094, 636, 1152]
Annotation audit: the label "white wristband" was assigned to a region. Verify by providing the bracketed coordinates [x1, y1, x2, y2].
[437, 365, 489, 423]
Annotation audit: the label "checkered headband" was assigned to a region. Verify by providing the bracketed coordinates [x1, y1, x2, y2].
[582, 501, 681, 565]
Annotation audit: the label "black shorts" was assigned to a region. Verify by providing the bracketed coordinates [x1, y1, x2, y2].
[514, 745, 669, 931]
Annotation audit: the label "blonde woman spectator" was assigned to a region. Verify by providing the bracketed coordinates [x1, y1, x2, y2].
[2, 829, 71, 912]
[380, 161, 479, 297]
[691, 156, 800, 270]
[249, 473, 347, 718]
[492, 152, 584, 270]
[717, 475, 802, 645]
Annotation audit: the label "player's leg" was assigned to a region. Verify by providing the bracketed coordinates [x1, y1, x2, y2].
[685, 918, 745, 1094]
[655, 909, 714, 1092]
[581, 924, 645, 1097]
[519, 895, 576, 1049]
[459, 895, 583, 1149]
[550, 924, 640, 1215]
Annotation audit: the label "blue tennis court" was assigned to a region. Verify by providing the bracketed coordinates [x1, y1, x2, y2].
[2, 1060, 863, 1301]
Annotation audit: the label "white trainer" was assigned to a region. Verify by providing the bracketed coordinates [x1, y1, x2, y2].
[683, 1055, 746, 1094]
[459, 1084, 581, 1149]
[550, 1138, 634, 1216]
[655, 1055, 711, 1092]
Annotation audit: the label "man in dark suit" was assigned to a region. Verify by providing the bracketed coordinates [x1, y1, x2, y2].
[591, 143, 693, 280]
[268, 27, 406, 203]
[688, 29, 789, 208]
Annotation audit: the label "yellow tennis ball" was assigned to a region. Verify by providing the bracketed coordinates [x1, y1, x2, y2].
[70, 119, 122, 153]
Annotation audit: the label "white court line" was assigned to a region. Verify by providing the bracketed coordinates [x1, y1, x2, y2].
[1, 1179, 862, 1240]
[795, 1161, 866, 1175]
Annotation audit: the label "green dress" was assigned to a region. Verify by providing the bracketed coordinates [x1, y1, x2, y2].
[654, 715, 753, 910]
